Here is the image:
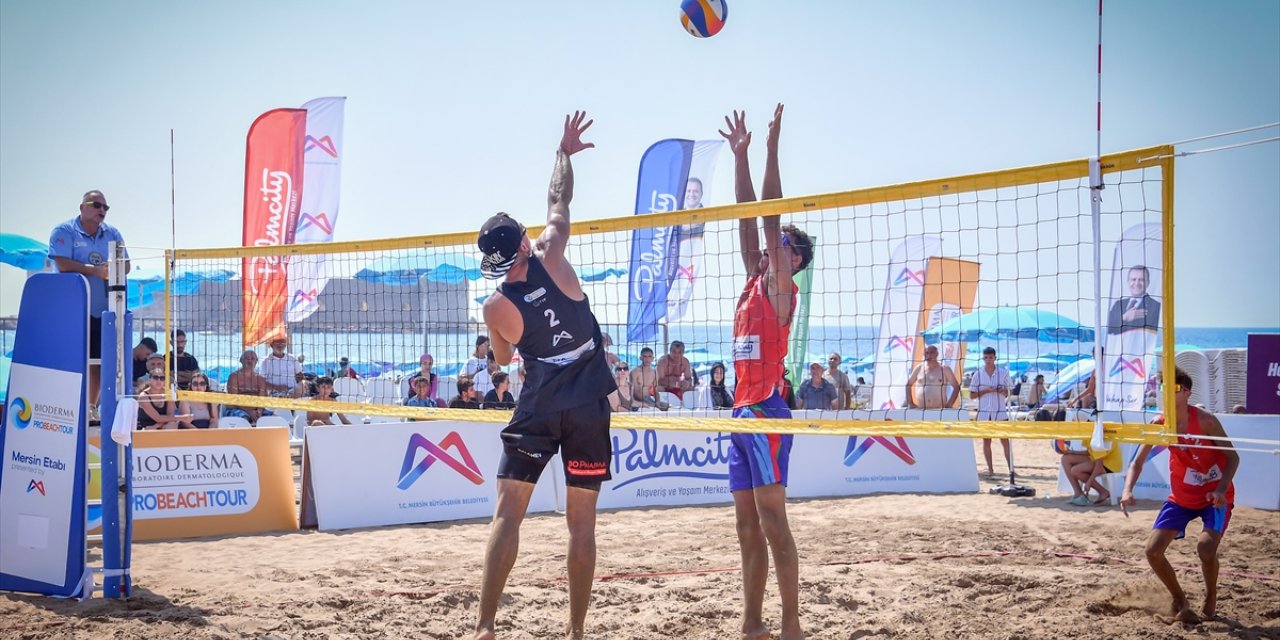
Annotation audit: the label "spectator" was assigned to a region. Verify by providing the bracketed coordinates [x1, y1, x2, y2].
[1231, 404, 1248, 414]
[1027, 374, 1048, 409]
[473, 349, 501, 396]
[795, 362, 838, 410]
[1067, 373, 1098, 411]
[179, 371, 219, 429]
[708, 362, 734, 409]
[904, 345, 960, 409]
[260, 335, 302, 396]
[656, 340, 695, 399]
[824, 353, 854, 409]
[405, 353, 445, 406]
[171, 329, 200, 390]
[1063, 438, 1123, 506]
[776, 372, 797, 410]
[483, 371, 515, 409]
[464, 335, 490, 377]
[144, 352, 165, 387]
[136, 369, 189, 430]
[852, 376, 870, 407]
[602, 332, 621, 369]
[131, 337, 158, 383]
[49, 189, 131, 413]
[608, 361, 633, 412]
[628, 347, 666, 409]
[333, 356, 360, 379]
[971, 346, 1013, 478]
[307, 376, 352, 426]
[224, 349, 269, 424]
[449, 376, 482, 409]
[405, 375, 437, 409]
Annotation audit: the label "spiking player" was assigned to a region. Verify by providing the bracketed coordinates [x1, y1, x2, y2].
[720, 103, 814, 640]
[472, 111, 616, 640]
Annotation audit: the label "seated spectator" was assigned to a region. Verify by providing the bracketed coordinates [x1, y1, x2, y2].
[289, 370, 317, 398]
[608, 361, 633, 413]
[1026, 374, 1047, 409]
[602, 332, 621, 369]
[1063, 438, 1123, 506]
[307, 377, 352, 426]
[656, 340, 695, 400]
[334, 356, 360, 379]
[852, 376, 870, 407]
[405, 376, 437, 409]
[1066, 375, 1097, 411]
[405, 353, 446, 406]
[796, 362, 838, 410]
[144, 352, 165, 386]
[464, 336, 489, 377]
[1011, 374, 1025, 399]
[131, 337, 158, 382]
[260, 335, 302, 397]
[137, 369, 190, 430]
[708, 362, 734, 410]
[171, 329, 200, 390]
[179, 372, 219, 429]
[473, 350, 501, 396]
[483, 371, 515, 409]
[224, 349, 270, 424]
[629, 347, 668, 409]
[449, 376, 482, 409]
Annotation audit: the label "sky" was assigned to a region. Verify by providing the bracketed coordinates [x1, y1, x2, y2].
[1, 0, 1277, 328]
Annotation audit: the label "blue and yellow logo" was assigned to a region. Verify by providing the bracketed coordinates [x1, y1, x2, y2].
[9, 397, 32, 429]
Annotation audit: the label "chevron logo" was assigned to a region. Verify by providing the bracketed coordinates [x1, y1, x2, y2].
[398, 432, 484, 489]
[289, 288, 319, 311]
[882, 336, 914, 353]
[296, 212, 334, 235]
[1107, 356, 1146, 379]
[304, 135, 338, 157]
[893, 267, 925, 286]
[844, 436, 916, 467]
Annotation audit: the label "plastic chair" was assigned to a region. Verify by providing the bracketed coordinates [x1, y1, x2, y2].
[219, 415, 251, 428]
[332, 377, 366, 403]
[365, 378, 399, 405]
[255, 415, 291, 428]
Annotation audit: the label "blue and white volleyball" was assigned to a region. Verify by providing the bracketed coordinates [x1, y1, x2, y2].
[680, 0, 727, 39]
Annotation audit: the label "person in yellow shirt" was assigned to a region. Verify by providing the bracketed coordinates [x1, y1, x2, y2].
[1062, 439, 1123, 506]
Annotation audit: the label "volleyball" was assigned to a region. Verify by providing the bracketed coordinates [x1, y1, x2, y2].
[1052, 439, 1071, 455]
[680, 0, 727, 38]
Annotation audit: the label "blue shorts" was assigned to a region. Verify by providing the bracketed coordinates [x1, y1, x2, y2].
[728, 392, 793, 492]
[1152, 500, 1233, 540]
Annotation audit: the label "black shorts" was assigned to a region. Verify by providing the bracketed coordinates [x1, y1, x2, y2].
[88, 316, 102, 359]
[497, 397, 612, 489]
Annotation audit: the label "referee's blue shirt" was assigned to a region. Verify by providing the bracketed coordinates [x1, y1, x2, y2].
[49, 217, 128, 318]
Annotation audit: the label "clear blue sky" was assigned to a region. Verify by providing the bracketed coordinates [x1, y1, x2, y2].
[1, 0, 1276, 327]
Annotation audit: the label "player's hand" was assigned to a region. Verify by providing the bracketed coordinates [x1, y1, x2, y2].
[765, 103, 784, 152]
[1119, 491, 1135, 517]
[718, 110, 752, 155]
[1208, 488, 1228, 508]
[559, 111, 594, 156]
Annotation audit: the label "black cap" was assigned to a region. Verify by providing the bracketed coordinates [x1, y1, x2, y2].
[477, 213, 524, 279]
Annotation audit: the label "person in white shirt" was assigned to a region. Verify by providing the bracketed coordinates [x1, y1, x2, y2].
[259, 335, 301, 397]
[472, 350, 501, 396]
[464, 335, 490, 378]
[970, 346, 1013, 478]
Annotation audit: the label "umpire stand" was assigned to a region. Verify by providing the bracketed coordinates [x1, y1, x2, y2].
[97, 241, 133, 598]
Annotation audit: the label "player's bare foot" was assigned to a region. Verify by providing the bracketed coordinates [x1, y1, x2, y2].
[742, 624, 769, 640]
[1174, 606, 1201, 624]
[474, 627, 497, 640]
[1202, 594, 1217, 620]
[566, 629, 585, 640]
[781, 625, 805, 640]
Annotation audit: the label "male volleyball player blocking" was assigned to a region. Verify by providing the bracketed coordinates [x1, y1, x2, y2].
[721, 103, 813, 640]
[1120, 367, 1238, 624]
[473, 111, 617, 640]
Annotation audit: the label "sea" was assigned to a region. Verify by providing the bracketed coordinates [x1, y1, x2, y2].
[0, 325, 1274, 392]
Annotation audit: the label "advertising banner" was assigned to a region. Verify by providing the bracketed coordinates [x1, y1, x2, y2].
[870, 237, 942, 409]
[1101, 223, 1162, 410]
[665, 140, 724, 324]
[286, 97, 346, 323]
[788, 433, 979, 498]
[0, 273, 88, 597]
[304, 421, 557, 531]
[915, 258, 980, 393]
[88, 428, 297, 541]
[626, 139, 692, 343]
[242, 108, 307, 347]
[599, 428, 735, 510]
[1246, 334, 1280, 414]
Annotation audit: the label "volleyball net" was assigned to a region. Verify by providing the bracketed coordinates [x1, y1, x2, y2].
[162, 144, 1177, 444]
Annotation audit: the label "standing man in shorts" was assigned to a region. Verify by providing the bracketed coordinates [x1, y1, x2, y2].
[1120, 367, 1237, 623]
[473, 111, 616, 640]
[721, 103, 813, 640]
[49, 190, 131, 416]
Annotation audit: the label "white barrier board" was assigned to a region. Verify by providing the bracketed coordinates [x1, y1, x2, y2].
[306, 421, 557, 531]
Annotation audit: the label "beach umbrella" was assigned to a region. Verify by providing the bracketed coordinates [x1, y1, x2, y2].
[921, 306, 1095, 345]
[127, 268, 236, 307]
[965, 355, 1062, 376]
[0, 233, 49, 271]
[356, 252, 482, 286]
[1043, 357, 1096, 404]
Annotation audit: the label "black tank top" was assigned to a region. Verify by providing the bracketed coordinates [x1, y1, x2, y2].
[497, 256, 616, 412]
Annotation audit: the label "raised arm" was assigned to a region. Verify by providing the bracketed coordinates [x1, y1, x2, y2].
[536, 111, 594, 262]
[760, 104, 794, 322]
[720, 110, 760, 273]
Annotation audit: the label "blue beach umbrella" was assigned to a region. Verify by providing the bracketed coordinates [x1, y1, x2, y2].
[355, 252, 482, 286]
[0, 233, 49, 271]
[1043, 357, 1097, 404]
[922, 306, 1095, 345]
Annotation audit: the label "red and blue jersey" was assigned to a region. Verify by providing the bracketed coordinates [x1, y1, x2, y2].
[732, 273, 796, 408]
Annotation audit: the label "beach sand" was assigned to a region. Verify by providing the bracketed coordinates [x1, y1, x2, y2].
[2, 439, 1278, 639]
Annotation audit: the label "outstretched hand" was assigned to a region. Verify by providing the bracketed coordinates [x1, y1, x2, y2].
[560, 111, 595, 156]
[718, 110, 751, 155]
[765, 103, 784, 151]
